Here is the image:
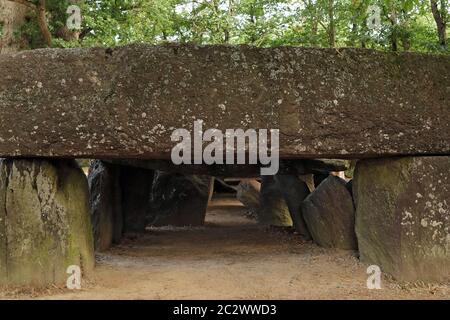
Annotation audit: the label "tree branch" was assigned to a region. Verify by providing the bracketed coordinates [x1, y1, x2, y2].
[430, 0, 447, 46]
[36, 0, 52, 47]
[7, 0, 52, 47]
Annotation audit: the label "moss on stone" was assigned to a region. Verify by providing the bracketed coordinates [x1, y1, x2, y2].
[354, 156, 450, 283]
[0, 159, 94, 287]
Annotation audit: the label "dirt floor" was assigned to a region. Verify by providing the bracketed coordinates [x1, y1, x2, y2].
[1, 197, 449, 300]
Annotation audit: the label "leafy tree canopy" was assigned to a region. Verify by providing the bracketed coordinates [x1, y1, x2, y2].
[13, 0, 450, 54]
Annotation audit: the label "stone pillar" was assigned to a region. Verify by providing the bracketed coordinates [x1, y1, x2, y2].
[275, 174, 311, 239]
[0, 159, 94, 286]
[149, 172, 212, 227]
[207, 177, 215, 205]
[119, 166, 155, 233]
[88, 162, 154, 249]
[354, 157, 450, 282]
[236, 179, 261, 215]
[302, 176, 357, 249]
[259, 176, 293, 227]
[88, 160, 123, 251]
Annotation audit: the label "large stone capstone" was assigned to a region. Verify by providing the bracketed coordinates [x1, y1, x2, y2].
[0, 45, 448, 159]
[354, 157, 450, 282]
[0, 159, 95, 286]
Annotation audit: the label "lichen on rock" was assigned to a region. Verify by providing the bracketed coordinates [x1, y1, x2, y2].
[354, 156, 450, 282]
[0, 159, 94, 287]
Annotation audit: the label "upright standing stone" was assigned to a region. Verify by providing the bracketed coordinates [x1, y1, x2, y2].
[149, 172, 212, 226]
[259, 176, 293, 227]
[207, 177, 215, 205]
[88, 162, 154, 247]
[88, 160, 123, 251]
[299, 174, 315, 193]
[0, 159, 94, 286]
[236, 179, 261, 215]
[275, 174, 311, 239]
[354, 157, 450, 282]
[302, 176, 357, 249]
[120, 166, 155, 233]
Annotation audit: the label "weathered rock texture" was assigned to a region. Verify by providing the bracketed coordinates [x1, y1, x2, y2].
[0, 45, 448, 159]
[354, 157, 450, 282]
[302, 176, 357, 249]
[0, 159, 94, 286]
[236, 179, 261, 215]
[0, 1, 29, 53]
[108, 159, 349, 177]
[88, 160, 123, 251]
[298, 174, 315, 193]
[275, 174, 311, 239]
[207, 177, 215, 205]
[259, 176, 293, 227]
[88, 161, 154, 248]
[149, 172, 212, 226]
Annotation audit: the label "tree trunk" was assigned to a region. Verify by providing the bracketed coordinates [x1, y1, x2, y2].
[3, 0, 52, 48]
[327, 0, 336, 47]
[310, 2, 318, 45]
[388, 9, 398, 52]
[36, 0, 52, 47]
[430, 0, 447, 47]
[248, 4, 257, 44]
[401, 34, 411, 51]
[223, 0, 233, 43]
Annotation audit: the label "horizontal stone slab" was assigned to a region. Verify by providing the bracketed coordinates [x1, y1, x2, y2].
[106, 159, 349, 177]
[0, 45, 449, 159]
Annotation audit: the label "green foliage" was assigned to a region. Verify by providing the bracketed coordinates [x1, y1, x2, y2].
[15, 0, 73, 48]
[16, 17, 42, 48]
[19, 0, 449, 54]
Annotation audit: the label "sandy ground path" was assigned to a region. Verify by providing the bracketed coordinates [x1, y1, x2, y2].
[2, 198, 448, 300]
